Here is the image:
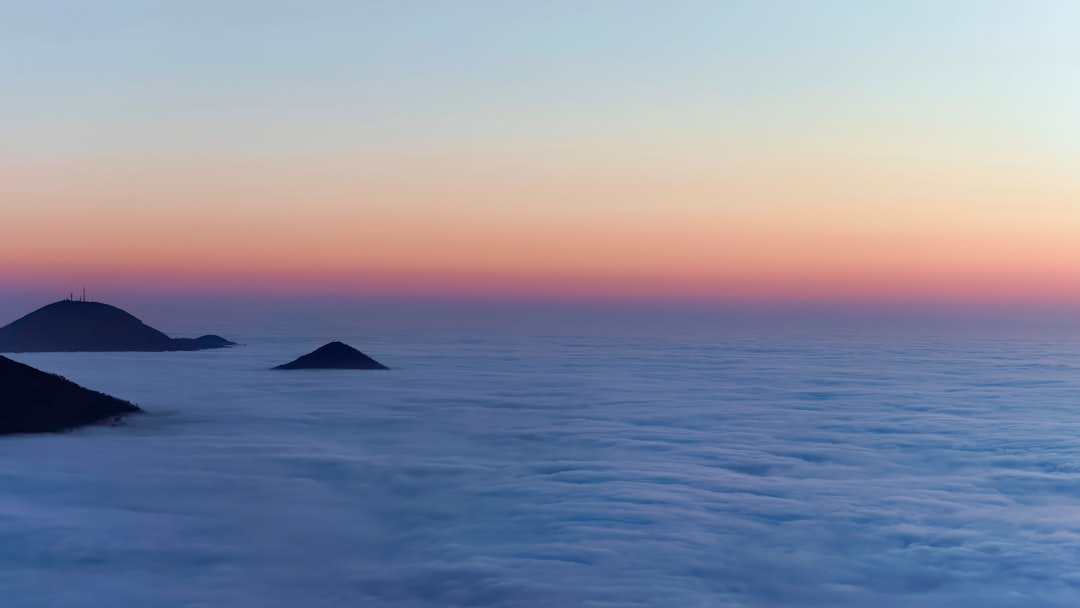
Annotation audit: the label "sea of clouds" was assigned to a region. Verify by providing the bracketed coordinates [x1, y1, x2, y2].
[3, 322, 1080, 607]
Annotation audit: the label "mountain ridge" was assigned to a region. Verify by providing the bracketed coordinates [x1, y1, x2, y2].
[0, 355, 143, 435]
[0, 300, 236, 352]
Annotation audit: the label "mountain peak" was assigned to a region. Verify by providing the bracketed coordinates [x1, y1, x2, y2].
[0, 300, 235, 353]
[274, 341, 389, 370]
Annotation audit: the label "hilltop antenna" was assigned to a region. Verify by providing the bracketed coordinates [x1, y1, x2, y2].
[82, 287, 86, 302]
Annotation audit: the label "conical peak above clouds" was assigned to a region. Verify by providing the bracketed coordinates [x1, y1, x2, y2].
[0, 299, 235, 353]
[0, 355, 142, 435]
[274, 341, 389, 370]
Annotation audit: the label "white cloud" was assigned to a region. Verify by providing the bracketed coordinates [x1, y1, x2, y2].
[2, 330, 1080, 606]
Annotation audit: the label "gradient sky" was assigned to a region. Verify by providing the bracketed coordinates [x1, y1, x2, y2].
[2, 1, 1078, 302]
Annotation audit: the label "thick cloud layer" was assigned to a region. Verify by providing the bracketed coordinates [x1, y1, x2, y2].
[2, 328, 1080, 607]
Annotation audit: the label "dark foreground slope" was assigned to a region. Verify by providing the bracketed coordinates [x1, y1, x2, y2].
[274, 341, 389, 370]
[0, 355, 142, 435]
[0, 300, 236, 352]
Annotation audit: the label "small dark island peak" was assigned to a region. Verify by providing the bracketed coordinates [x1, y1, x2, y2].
[274, 341, 389, 370]
[0, 355, 142, 435]
[194, 335, 236, 348]
[0, 299, 236, 353]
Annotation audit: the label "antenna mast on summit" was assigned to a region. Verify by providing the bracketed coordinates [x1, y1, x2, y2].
[82, 287, 86, 302]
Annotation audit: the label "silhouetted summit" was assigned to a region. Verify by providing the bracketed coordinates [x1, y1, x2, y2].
[0, 300, 236, 353]
[193, 335, 236, 348]
[0, 355, 142, 435]
[274, 341, 389, 370]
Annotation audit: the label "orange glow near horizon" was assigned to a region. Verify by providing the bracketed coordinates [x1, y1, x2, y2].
[3, 147, 1079, 303]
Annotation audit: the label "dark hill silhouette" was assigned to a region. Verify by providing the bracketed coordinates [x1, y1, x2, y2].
[193, 335, 236, 348]
[274, 341, 389, 370]
[169, 335, 239, 350]
[0, 300, 236, 353]
[0, 355, 142, 435]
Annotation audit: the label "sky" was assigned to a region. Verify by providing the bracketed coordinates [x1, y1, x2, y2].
[2, 1, 1078, 303]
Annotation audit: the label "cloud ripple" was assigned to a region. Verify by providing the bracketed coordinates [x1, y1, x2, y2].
[2, 331, 1080, 607]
